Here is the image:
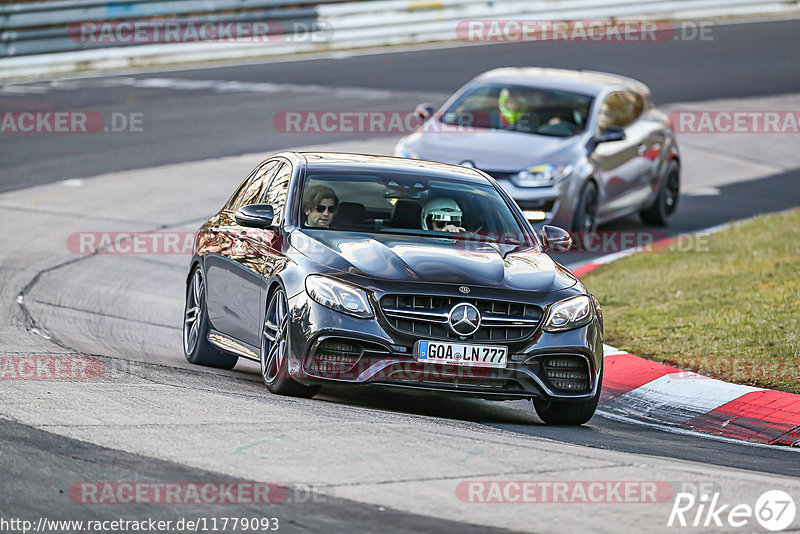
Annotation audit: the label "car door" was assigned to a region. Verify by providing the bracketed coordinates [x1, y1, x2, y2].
[592, 91, 651, 220]
[204, 160, 282, 346]
[636, 95, 671, 201]
[234, 161, 294, 348]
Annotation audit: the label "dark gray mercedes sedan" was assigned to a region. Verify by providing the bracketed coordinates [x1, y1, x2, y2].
[395, 67, 681, 232]
[184, 152, 603, 424]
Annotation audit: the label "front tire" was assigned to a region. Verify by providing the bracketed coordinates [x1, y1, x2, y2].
[640, 160, 680, 226]
[183, 267, 238, 370]
[261, 287, 320, 398]
[572, 181, 598, 233]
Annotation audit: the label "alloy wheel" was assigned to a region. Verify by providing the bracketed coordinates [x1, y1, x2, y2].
[663, 169, 680, 215]
[183, 269, 203, 355]
[261, 289, 288, 384]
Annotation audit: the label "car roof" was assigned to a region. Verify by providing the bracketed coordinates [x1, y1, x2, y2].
[473, 67, 650, 97]
[295, 152, 492, 183]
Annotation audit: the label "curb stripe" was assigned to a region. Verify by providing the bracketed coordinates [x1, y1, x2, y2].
[599, 353, 680, 403]
[570, 262, 601, 278]
[771, 426, 800, 447]
[684, 390, 800, 443]
[601, 344, 628, 357]
[603, 374, 762, 426]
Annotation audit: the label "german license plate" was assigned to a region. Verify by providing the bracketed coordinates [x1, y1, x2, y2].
[417, 340, 507, 368]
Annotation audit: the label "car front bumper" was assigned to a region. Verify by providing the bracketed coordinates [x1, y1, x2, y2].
[285, 290, 603, 401]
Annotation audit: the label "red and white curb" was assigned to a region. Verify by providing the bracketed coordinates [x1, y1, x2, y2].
[598, 344, 800, 446]
[570, 223, 800, 447]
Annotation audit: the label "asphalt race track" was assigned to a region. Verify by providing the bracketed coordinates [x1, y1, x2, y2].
[2, 19, 800, 192]
[2, 17, 800, 533]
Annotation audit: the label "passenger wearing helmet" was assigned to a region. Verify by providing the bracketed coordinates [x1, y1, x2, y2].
[421, 198, 466, 233]
[498, 87, 530, 127]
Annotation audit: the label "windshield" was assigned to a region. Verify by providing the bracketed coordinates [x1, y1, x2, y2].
[300, 169, 533, 246]
[439, 83, 594, 137]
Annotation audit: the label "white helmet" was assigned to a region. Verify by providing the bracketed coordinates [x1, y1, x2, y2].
[421, 198, 463, 230]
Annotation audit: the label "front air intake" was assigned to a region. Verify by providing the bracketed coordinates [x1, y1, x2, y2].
[543, 355, 591, 392]
[306, 338, 390, 379]
[308, 339, 362, 375]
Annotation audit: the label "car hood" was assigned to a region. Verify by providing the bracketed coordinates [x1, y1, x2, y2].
[405, 128, 577, 171]
[290, 230, 577, 291]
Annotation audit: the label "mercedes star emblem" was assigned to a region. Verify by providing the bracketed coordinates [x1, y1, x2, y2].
[448, 303, 481, 336]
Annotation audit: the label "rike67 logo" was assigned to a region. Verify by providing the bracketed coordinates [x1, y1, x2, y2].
[668, 490, 796, 531]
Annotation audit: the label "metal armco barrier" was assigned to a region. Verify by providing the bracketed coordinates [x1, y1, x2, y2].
[0, 0, 342, 56]
[1, 0, 797, 77]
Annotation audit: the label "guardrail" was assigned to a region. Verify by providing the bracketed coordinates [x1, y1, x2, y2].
[1, 0, 798, 78]
[0, 0, 343, 56]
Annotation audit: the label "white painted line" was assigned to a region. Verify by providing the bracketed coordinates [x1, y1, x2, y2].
[593, 248, 637, 266]
[684, 187, 721, 196]
[0, 85, 50, 94]
[570, 220, 735, 274]
[602, 344, 628, 357]
[28, 76, 445, 101]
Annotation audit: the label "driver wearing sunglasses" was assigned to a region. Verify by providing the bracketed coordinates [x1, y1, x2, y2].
[303, 185, 339, 228]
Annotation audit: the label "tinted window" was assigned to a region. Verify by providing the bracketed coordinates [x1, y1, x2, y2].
[238, 161, 281, 209]
[225, 167, 261, 211]
[260, 163, 292, 226]
[439, 83, 593, 137]
[597, 91, 644, 130]
[301, 169, 532, 246]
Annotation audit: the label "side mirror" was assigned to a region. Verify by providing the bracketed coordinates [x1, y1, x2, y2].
[413, 103, 436, 121]
[541, 225, 572, 252]
[235, 204, 275, 229]
[596, 127, 626, 144]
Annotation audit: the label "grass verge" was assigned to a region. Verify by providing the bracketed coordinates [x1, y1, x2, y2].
[583, 208, 800, 393]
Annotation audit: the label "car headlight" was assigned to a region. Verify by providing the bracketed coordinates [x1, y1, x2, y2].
[512, 164, 573, 187]
[305, 275, 374, 318]
[543, 295, 593, 332]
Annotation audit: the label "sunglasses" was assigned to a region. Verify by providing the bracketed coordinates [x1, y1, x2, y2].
[314, 204, 337, 214]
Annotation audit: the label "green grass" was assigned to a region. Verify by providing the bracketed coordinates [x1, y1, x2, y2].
[583, 208, 800, 393]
